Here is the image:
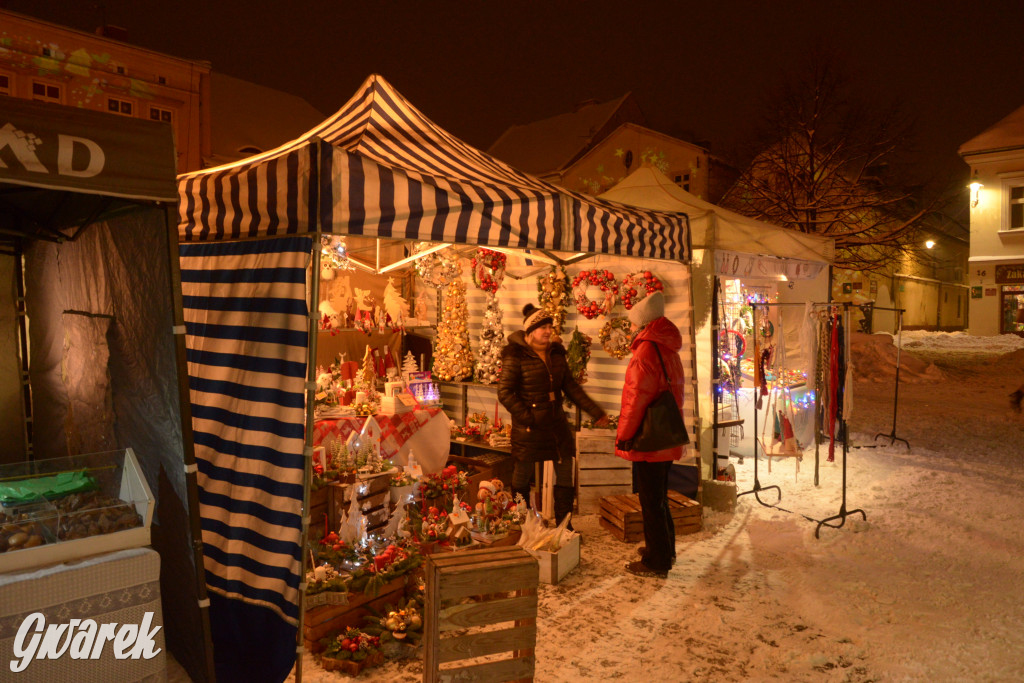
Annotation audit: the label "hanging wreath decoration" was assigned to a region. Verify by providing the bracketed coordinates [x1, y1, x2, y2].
[571, 269, 619, 319]
[599, 317, 634, 360]
[565, 327, 593, 385]
[537, 265, 571, 335]
[470, 248, 507, 294]
[619, 270, 665, 309]
[413, 243, 461, 289]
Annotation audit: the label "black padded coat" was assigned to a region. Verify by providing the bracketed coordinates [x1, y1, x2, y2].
[497, 330, 606, 463]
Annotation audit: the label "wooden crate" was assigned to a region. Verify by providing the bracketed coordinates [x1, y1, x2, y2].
[303, 576, 407, 651]
[424, 546, 539, 683]
[576, 434, 632, 515]
[599, 490, 702, 543]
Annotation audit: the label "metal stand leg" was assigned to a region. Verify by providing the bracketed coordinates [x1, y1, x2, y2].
[874, 310, 910, 450]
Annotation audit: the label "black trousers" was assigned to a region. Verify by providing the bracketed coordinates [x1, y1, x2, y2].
[633, 460, 675, 572]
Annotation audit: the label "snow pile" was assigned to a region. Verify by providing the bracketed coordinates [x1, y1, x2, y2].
[851, 332, 945, 383]
[898, 329, 1024, 355]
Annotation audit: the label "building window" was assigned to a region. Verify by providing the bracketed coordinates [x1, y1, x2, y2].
[0, 73, 10, 95]
[158, 75, 167, 85]
[115, 65, 126, 75]
[41, 47, 52, 57]
[149, 106, 173, 123]
[1010, 186, 1024, 230]
[107, 97, 134, 116]
[31, 80, 61, 102]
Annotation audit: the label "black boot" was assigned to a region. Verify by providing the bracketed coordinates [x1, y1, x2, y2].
[553, 485, 576, 530]
[512, 487, 531, 509]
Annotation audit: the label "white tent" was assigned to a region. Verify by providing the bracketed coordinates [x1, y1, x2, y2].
[600, 166, 835, 478]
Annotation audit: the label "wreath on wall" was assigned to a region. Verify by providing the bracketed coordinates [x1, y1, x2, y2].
[620, 270, 665, 309]
[599, 317, 634, 360]
[571, 269, 619, 319]
[470, 248, 506, 294]
[413, 243, 461, 289]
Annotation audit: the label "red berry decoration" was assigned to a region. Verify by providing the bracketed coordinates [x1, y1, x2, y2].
[620, 271, 665, 309]
[471, 248, 507, 293]
[571, 269, 619, 319]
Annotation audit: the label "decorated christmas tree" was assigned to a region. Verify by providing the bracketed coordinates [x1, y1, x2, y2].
[475, 293, 505, 384]
[432, 277, 474, 381]
[382, 277, 409, 329]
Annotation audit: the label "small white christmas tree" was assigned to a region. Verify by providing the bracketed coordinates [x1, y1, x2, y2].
[475, 292, 504, 384]
[402, 351, 419, 380]
[382, 277, 410, 329]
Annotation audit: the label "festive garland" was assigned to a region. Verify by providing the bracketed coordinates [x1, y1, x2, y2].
[598, 317, 634, 360]
[413, 243, 461, 289]
[470, 248, 506, 294]
[571, 268, 619, 319]
[565, 327, 593, 385]
[537, 265, 571, 335]
[620, 270, 665, 309]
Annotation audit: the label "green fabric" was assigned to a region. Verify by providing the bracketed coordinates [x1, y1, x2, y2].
[0, 470, 98, 505]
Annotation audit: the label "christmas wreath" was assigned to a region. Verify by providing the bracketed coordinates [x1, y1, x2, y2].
[413, 243, 461, 289]
[537, 265, 571, 335]
[620, 270, 665, 309]
[599, 317, 634, 360]
[471, 248, 506, 293]
[571, 268, 619, 319]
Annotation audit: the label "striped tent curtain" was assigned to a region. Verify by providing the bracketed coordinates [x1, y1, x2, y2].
[179, 236, 311, 681]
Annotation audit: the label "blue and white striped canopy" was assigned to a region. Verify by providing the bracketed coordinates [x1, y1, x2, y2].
[178, 74, 689, 261]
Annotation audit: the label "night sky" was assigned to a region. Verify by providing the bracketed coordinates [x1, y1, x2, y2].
[8, 0, 1024, 182]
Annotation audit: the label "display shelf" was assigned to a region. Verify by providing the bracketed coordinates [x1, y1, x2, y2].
[450, 438, 511, 455]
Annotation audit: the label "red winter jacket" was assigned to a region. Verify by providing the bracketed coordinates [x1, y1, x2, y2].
[615, 316, 687, 463]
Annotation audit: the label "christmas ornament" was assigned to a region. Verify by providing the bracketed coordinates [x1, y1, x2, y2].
[470, 248, 507, 294]
[598, 317, 634, 360]
[619, 270, 665, 310]
[572, 268, 619, 319]
[536, 265, 571, 335]
[382, 277, 410, 330]
[320, 235, 354, 271]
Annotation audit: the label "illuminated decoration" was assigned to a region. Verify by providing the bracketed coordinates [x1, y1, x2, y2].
[925, 240, 935, 249]
[432, 278, 474, 381]
[320, 235, 354, 271]
[969, 170, 983, 208]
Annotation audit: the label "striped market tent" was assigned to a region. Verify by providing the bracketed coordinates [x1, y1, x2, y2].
[175, 74, 690, 681]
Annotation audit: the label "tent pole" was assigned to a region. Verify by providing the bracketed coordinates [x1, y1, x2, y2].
[162, 203, 217, 682]
[296, 236, 322, 683]
[14, 245, 32, 461]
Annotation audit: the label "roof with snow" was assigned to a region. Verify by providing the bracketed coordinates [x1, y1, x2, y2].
[487, 92, 645, 177]
[959, 102, 1024, 156]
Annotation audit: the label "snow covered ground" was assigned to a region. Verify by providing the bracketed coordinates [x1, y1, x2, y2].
[171, 330, 1024, 682]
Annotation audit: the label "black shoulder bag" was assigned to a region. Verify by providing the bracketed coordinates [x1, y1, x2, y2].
[628, 342, 689, 452]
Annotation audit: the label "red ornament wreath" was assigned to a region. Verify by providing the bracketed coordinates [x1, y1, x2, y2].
[620, 270, 665, 309]
[471, 248, 507, 294]
[571, 269, 619, 319]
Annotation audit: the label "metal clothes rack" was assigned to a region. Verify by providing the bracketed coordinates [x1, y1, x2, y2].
[868, 305, 910, 450]
[736, 301, 866, 538]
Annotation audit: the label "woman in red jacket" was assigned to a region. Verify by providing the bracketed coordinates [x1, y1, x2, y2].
[615, 291, 688, 578]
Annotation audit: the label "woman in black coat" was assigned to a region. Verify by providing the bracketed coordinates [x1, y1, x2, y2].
[498, 304, 608, 525]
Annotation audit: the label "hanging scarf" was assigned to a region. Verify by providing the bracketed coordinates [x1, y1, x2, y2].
[827, 311, 840, 462]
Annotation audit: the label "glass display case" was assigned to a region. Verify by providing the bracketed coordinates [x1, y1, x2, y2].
[0, 448, 153, 573]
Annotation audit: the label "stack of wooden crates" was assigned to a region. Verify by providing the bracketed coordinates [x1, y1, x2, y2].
[574, 429, 632, 514]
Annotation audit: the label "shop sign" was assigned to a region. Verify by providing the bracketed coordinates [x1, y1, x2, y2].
[986, 288, 998, 297]
[971, 286, 983, 299]
[995, 264, 1024, 284]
